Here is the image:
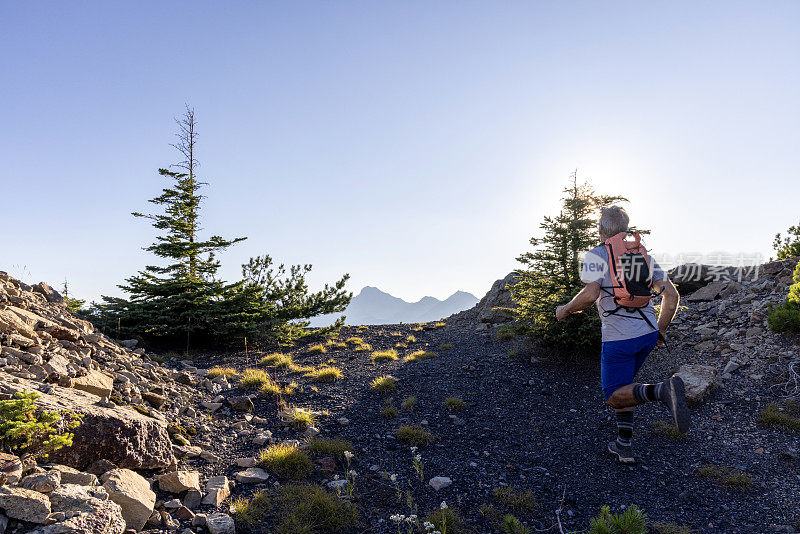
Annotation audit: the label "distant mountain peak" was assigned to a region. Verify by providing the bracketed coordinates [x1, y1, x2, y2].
[309, 286, 479, 327]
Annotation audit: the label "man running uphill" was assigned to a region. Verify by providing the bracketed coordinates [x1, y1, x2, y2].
[555, 206, 688, 464]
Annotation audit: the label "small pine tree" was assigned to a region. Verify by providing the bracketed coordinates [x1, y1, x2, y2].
[509, 171, 625, 355]
[0, 391, 82, 459]
[61, 280, 86, 314]
[587, 505, 647, 534]
[773, 222, 800, 260]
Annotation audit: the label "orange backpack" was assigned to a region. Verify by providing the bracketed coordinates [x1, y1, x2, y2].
[601, 231, 660, 328]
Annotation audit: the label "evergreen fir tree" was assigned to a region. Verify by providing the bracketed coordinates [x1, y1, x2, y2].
[509, 171, 626, 355]
[90, 107, 352, 348]
[95, 107, 245, 345]
[773, 221, 800, 260]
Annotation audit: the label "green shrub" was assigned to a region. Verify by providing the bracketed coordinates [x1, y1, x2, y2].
[306, 437, 353, 460]
[234, 484, 357, 533]
[0, 391, 81, 459]
[272, 484, 358, 534]
[403, 350, 437, 363]
[697, 464, 752, 489]
[651, 522, 695, 534]
[651, 421, 686, 440]
[493, 486, 536, 511]
[396, 425, 434, 447]
[444, 397, 467, 411]
[232, 490, 271, 526]
[426, 506, 466, 534]
[758, 403, 800, 432]
[587, 505, 647, 534]
[401, 396, 417, 410]
[370, 375, 397, 392]
[371, 349, 399, 362]
[306, 344, 327, 354]
[503, 514, 531, 534]
[382, 400, 398, 419]
[439, 343, 454, 351]
[257, 443, 313, 479]
[305, 366, 342, 382]
[207, 366, 238, 379]
[768, 262, 800, 333]
[768, 301, 800, 333]
[239, 368, 274, 390]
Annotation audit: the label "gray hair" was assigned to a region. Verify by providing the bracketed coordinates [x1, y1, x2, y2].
[599, 205, 630, 237]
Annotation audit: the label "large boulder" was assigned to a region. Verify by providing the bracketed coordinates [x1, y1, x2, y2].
[0, 485, 52, 524]
[0, 372, 175, 470]
[32, 282, 64, 304]
[101, 469, 156, 532]
[478, 272, 518, 324]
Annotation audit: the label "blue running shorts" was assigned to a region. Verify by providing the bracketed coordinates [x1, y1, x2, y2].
[600, 331, 659, 400]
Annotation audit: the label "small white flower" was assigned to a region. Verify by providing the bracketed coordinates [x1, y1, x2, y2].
[415, 454, 421, 462]
[344, 450, 354, 460]
[390, 514, 402, 523]
[333, 474, 339, 480]
[440, 501, 448, 509]
[410, 446, 418, 453]
[390, 474, 397, 482]
[423, 522, 435, 530]
[407, 514, 417, 522]
[348, 469, 357, 477]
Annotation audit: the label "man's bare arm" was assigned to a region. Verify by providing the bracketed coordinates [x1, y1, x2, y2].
[652, 277, 680, 334]
[556, 282, 600, 321]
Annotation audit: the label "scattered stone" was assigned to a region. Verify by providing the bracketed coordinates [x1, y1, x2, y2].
[0, 485, 52, 524]
[101, 469, 156, 531]
[428, 476, 452, 491]
[49, 484, 109, 512]
[206, 513, 236, 534]
[235, 468, 269, 484]
[200, 451, 221, 464]
[0, 453, 23, 485]
[336, 417, 350, 426]
[72, 371, 115, 398]
[21, 470, 61, 493]
[674, 365, 718, 406]
[182, 490, 202, 510]
[226, 396, 254, 412]
[235, 458, 256, 468]
[158, 471, 201, 493]
[201, 476, 230, 507]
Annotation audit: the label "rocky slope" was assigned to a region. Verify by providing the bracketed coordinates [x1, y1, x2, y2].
[1, 257, 799, 534]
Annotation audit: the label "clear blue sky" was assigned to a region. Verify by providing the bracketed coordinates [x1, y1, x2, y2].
[2, 2, 798, 303]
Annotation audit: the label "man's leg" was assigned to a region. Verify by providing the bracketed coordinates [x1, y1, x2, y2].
[607, 332, 690, 433]
[601, 341, 638, 464]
